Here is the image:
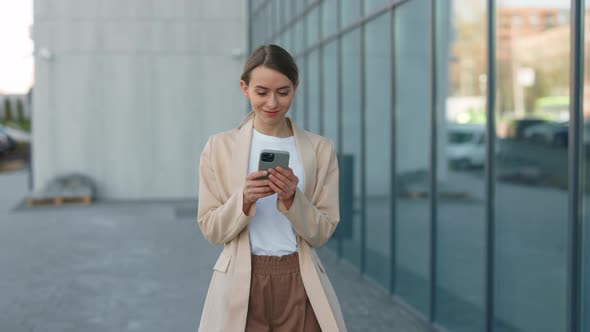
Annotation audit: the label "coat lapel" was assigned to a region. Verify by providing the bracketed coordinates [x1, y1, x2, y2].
[231, 118, 254, 195]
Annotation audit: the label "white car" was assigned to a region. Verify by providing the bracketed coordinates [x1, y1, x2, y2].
[446, 123, 485, 169]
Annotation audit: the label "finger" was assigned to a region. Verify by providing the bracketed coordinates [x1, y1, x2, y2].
[269, 174, 290, 192]
[272, 167, 298, 183]
[248, 186, 273, 194]
[247, 179, 271, 187]
[268, 181, 286, 195]
[273, 166, 293, 177]
[247, 170, 268, 180]
[269, 180, 295, 198]
[269, 169, 292, 185]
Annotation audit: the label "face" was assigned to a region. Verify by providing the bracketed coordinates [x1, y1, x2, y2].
[240, 66, 297, 125]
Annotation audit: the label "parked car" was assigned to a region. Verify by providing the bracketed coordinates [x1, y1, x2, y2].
[523, 120, 590, 148]
[446, 123, 485, 169]
[0, 124, 17, 155]
[522, 121, 569, 147]
[505, 117, 549, 140]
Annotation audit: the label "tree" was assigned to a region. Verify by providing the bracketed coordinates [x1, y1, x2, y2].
[16, 99, 25, 122]
[4, 98, 13, 122]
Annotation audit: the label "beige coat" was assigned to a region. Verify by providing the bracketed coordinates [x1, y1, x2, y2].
[197, 117, 347, 331]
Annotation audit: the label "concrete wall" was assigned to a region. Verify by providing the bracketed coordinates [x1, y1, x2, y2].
[32, 0, 248, 199]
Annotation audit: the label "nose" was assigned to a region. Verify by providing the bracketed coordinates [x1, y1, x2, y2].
[266, 93, 278, 109]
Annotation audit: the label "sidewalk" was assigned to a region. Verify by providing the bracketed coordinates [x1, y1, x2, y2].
[0, 170, 435, 332]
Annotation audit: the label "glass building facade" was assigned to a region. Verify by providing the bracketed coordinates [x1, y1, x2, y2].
[249, 1, 589, 331]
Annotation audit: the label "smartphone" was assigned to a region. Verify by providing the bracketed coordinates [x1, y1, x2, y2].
[258, 149, 290, 180]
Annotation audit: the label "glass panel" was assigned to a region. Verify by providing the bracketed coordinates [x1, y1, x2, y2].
[283, 0, 294, 25]
[341, 29, 362, 268]
[307, 6, 320, 47]
[307, 49, 320, 134]
[266, 2, 273, 43]
[294, 20, 304, 55]
[283, 27, 295, 59]
[364, 0, 389, 14]
[321, 0, 338, 39]
[275, 1, 284, 32]
[435, 0, 486, 331]
[294, 0, 304, 18]
[341, 0, 361, 28]
[322, 40, 339, 251]
[581, 1, 590, 330]
[495, 1, 570, 331]
[364, 12, 392, 290]
[278, 31, 286, 50]
[298, 56, 307, 127]
[291, 55, 302, 125]
[394, 0, 431, 313]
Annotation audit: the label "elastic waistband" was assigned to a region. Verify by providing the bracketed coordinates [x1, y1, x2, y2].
[251, 252, 300, 275]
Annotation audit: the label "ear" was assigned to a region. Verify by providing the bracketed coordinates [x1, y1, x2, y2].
[240, 80, 250, 99]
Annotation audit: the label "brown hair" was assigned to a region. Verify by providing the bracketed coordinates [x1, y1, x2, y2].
[238, 45, 299, 128]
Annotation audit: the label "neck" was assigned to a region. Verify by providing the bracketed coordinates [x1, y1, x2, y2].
[253, 117, 293, 137]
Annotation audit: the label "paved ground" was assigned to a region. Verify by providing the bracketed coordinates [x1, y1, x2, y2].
[0, 170, 436, 332]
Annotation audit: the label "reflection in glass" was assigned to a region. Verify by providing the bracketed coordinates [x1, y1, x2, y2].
[321, 0, 338, 39]
[394, 0, 431, 314]
[322, 41, 339, 251]
[495, 1, 570, 331]
[364, 12, 392, 290]
[341, 1, 361, 29]
[307, 6, 320, 47]
[322, 41, 338, 146]
[307, 50, 320, 134]
[341, 29, 362, 268]
[435, 1, 486, 331]
[364, 0, 389, 14]
[582, 2, 590, 330]
[294, 20, 304, 55]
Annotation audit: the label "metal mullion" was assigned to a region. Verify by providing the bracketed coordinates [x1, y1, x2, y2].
[303, 16, 309, 130]
[429, 0, 438, 323]
[319, 0, 325, 136]
[247, 0, 253, 56]
[360, 0, 367, 275]
[389, 6, 398, 295]
[568, 1, 585, 331]
[485, 0, 497, 331]
[336, 0, 344, 259]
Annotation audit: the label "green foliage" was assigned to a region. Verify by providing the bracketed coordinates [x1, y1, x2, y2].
[3, 98, 13, 122]
[16, 99, 25, 122]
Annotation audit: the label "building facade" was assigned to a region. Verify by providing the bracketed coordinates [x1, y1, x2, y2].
[249, 0, 589, 331]
[32, 0, 247, 199]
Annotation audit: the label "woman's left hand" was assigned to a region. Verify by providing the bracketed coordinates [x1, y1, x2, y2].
[268, 167, 299, 209]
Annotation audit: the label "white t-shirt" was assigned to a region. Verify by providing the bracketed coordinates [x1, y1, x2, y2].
[248, 128, 305, 256]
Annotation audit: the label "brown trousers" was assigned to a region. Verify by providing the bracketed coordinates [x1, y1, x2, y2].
[246, 252, 322, 332]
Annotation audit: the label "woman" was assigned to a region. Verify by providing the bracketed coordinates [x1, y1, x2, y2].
[197, 44, 346, 332]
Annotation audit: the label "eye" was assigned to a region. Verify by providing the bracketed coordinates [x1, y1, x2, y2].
[278, 91, 289, 96]
[256, 92, 267, 96]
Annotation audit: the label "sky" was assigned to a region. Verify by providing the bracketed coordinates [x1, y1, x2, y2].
[0, 0, 33, 94]
[0, 0, 586, 95]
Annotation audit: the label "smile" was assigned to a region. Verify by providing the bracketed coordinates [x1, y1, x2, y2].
[264, 111, 279, 117]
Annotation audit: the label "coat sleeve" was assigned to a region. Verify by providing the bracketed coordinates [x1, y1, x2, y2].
[277, 141, 340, 248]
[197, 136, 255, 245]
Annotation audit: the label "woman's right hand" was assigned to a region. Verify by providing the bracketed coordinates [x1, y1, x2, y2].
[243, 170, 274, 214]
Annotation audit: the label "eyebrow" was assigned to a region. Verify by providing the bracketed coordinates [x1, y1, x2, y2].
[254, 85, 291, 90]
